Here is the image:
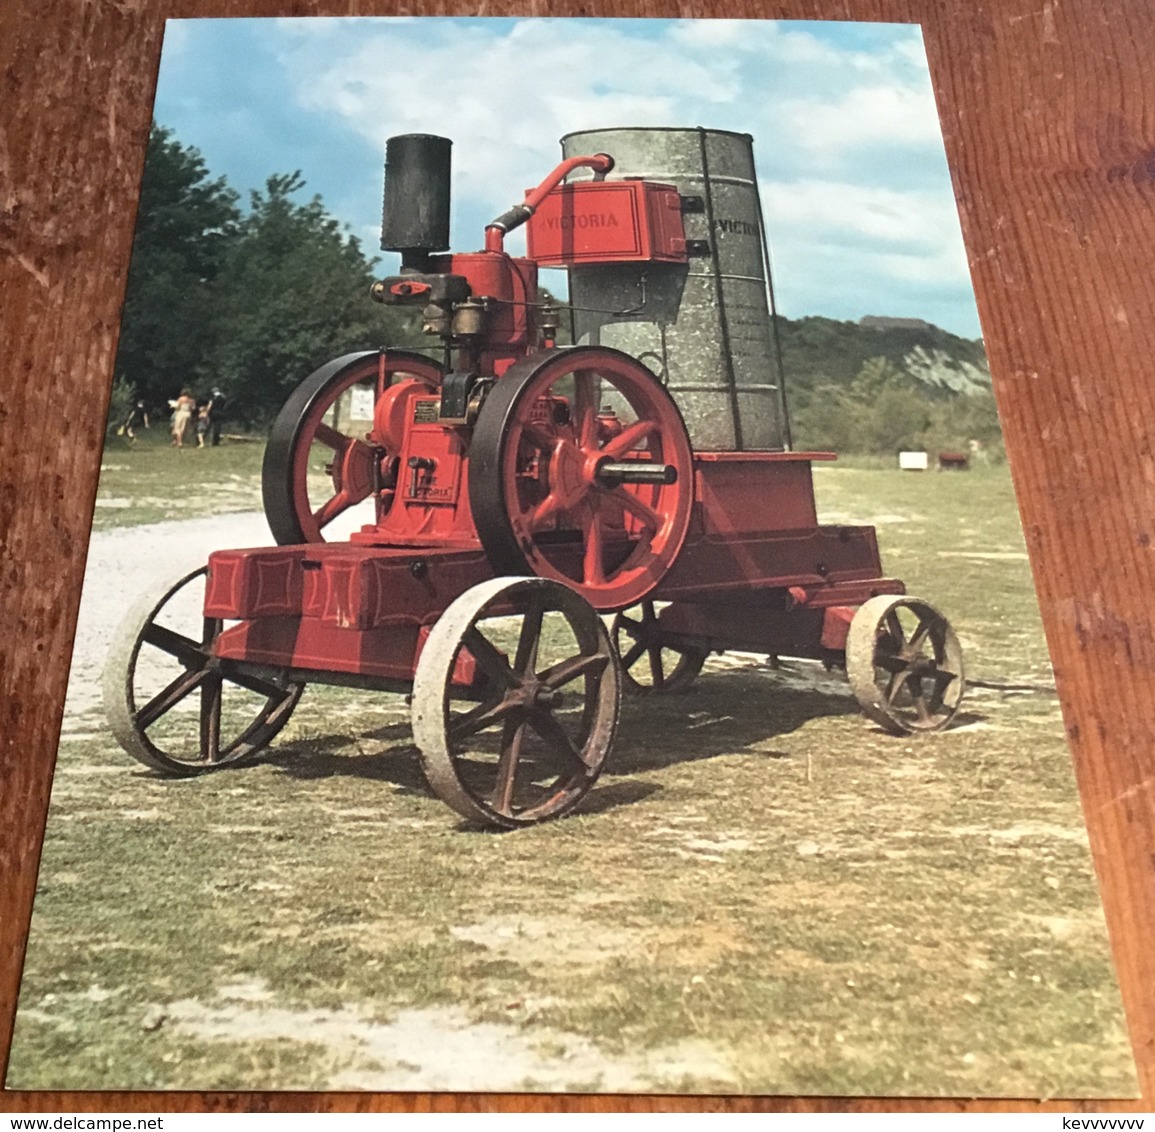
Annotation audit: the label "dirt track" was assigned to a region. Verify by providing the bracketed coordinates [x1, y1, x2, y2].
[62, 512, 273, 721]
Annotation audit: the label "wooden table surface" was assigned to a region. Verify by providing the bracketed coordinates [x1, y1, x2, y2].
[4, 0, 1155, 1113]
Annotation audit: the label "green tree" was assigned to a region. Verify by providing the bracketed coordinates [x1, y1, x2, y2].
[792, 357, 930, 455]
[211, 172, 417, 423]
[112, 124, 240, 410]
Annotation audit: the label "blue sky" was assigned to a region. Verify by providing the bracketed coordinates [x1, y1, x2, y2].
[153, 17, 982, 338]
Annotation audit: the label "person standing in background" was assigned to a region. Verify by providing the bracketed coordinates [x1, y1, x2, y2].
[206, 386, 228, 446]
[120, 399, 149, 440]
[170, 388, 196, 448]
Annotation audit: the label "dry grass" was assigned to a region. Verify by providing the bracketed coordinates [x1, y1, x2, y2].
[5, 456, 1137, 1096]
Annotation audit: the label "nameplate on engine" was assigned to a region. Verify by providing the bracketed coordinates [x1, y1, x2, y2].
[412, 398, 441, 424]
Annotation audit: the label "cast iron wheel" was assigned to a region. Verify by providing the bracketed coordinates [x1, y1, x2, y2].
[102, 566, 304, 775]
[611, 601, 708, 694]
[412, 576, 621, 828]
[845, 594, 965, 735]
[469, 347, 694, 612]
[262, 349, 443, 544]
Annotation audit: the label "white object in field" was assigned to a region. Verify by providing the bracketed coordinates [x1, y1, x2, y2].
[349, 385, 375, 421]
[898, 451, 929, 471]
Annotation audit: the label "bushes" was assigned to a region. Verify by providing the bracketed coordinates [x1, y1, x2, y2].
[790, 356, 1004, 461]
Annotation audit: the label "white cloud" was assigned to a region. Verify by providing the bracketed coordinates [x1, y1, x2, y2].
[766, 178, 964, 251]
[202, 16, 978, 332]
[667, 19, 749, 47]
[777, 84, 942, 161]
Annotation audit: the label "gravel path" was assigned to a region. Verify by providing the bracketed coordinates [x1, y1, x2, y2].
[62, 512, 274, 723]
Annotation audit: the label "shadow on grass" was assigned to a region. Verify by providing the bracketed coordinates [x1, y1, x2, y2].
[605, 671, 856, 775]
[263, 669, 869, 783]
[264, 739, 430, 795]
[445, 780, 664, 833]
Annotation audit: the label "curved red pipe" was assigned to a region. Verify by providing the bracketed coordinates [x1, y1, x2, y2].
[485, 152, 615, 253]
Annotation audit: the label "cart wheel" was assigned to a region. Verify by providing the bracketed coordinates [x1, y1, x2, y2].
[102, 567, 304, 775]
[412, 576, 620, 828]
[469, 347, 694, 611]
[611, 601, 707, 694]
[845, 594, 965, 735]
[263, 349, 443, 544]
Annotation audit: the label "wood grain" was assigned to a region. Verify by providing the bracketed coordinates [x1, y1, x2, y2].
[4, 0, 1155, 1111]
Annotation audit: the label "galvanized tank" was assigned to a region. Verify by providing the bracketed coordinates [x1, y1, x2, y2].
[560, 127, 789, 451]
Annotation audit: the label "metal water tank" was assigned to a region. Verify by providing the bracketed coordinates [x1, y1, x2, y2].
[559, 127, 789, 451]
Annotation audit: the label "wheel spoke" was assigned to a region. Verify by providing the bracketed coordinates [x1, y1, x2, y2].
[313, 489, 359, 531]
[906, 615, 935, 657]
[613, 487, 663, 533]
[928, 619, 949, 659]
[539, 651, 610, 690]
[911, 682, 932, 722]
[448, 696, 519, 742]
[200, 671, 224, 763]
[528, 490, 568, 533]
[619, 639, 647, 670]
[142, 623, 209, 669]
[616, 614, 643, 638]
[582, 501, 607, 587]
[648, 645, 666, 690]
[137, 667, 208, 730]
[885, 670, 908, 708]
[929, 668, 958, 708]
[874, 652, 910, 675]
[884, 611, 906, 648]
[492, 717, 528, 817]
[602, 420, 657, 459]
[221, 666, 295, 700]
[519, 423, 556, 452]
[514, 592, 547, 677]
[462, 628, 519, 689]
[527, 710, 590, 773]
[313, 422, 349, 451]
[572, 371, 599, 449]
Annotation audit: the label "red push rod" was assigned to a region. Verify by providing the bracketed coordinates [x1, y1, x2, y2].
[484, 153, 615, 253]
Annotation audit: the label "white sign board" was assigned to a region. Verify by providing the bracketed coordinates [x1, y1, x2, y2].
[349, 386, 375, 422]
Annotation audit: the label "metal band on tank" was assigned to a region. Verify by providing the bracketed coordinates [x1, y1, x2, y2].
[696, 127, 744, 450]
[749, 139, 793, 450]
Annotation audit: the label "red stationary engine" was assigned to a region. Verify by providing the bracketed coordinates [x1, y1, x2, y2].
[104, 129, 966, 828]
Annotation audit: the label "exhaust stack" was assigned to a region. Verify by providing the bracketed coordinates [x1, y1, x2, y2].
[381, 134, 452, 269]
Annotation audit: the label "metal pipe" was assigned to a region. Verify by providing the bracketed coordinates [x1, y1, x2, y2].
[484, 153, 615, 253]
[596, 462, 678, 485]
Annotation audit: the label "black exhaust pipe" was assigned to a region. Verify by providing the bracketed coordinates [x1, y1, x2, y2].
[381, 134, 452, 269]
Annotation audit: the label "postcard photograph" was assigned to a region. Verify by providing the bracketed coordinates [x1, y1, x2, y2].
[4, 15, 1138, 1097]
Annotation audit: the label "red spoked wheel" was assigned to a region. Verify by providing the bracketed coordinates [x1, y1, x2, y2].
[262, 350, 443, 544]
[469, 347, 695, 611]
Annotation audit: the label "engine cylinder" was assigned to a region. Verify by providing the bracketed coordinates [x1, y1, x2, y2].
[560, 127, 788, 451]
[381, 134, 452, 261]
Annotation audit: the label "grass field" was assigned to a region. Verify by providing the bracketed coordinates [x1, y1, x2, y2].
[6, 439, 1137, 1096]
[92, 430, 267, 530]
